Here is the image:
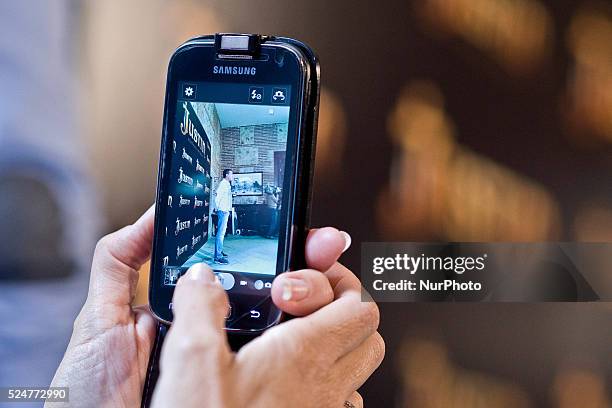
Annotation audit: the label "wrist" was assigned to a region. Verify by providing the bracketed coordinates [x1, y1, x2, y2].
[47, 342, 100, 407]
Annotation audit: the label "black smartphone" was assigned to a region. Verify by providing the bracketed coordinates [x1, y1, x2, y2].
[148, 34, 320, 333]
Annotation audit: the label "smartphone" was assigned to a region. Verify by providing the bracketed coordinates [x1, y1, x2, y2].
[148, 34, 320, 333]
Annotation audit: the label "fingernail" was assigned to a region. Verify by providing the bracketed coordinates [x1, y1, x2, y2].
[281, 278, 309, 302]
[185, 263, 211, 281]
[340, 231, 352, 253]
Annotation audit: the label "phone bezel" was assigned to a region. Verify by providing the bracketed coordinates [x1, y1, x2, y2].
[148, 37, 315, 332]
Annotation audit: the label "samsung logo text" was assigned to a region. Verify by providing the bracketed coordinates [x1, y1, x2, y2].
[213, 66, 256, 75]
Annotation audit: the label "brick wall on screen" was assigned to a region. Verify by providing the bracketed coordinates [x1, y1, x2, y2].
[220, 123, 287, 205]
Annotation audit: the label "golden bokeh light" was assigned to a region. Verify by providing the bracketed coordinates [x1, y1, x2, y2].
[399, 337, 533, 407]
[551, 368, 611, 408]
[565, 6, 612, 144]
[415, 0, 553, 75]
[378, 80, 561, 241]
[314, 87, 348, 179]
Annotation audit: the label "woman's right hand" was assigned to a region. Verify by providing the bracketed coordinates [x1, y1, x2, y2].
[151, 261, 384, 408]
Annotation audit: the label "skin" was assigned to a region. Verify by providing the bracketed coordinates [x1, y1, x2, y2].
[47, 206, 384, 407]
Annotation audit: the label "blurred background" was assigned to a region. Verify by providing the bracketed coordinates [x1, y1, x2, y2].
[1, 0, 612, 406]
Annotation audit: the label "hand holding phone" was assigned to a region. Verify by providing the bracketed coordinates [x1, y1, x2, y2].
[151, 258, 383, 408]
[50, 205, 383, 408]
[50, 33, 384, 408]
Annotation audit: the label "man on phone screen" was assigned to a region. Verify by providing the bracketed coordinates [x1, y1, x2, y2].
[214, 169, 233, 264]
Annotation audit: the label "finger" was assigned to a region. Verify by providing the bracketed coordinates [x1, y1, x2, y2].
[334, 332, 385, 393]
[305, 227, 351, 272]
[170, 263, 229, 343]
[344, 392, 363, 408]
[133, 305, 157, 377]
[271, 269, 334, 316]
[88, 204, 155, 305]
[162, 263, 231, 369]
[324, 260, 362, 296]
[134, 305, 156, 348]
[94, 204, 155, 271]
[155, 266, 232, 407]
[272, 228, 352, 316]
[273, 262, 380, 360]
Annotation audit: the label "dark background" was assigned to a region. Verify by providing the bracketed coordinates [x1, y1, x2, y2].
[2, 0, 612, 406]
[209, 1, 612, 406]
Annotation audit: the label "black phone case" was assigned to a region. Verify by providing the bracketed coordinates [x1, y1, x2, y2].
[142, 35, 321, 408]
[274, 35, 321, 272]
[147, 35, 320, 324]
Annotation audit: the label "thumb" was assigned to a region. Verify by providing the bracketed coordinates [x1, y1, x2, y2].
[271, 269, 334, 316]
[271, 228, 350, 316]
[88, 205, 154, 306]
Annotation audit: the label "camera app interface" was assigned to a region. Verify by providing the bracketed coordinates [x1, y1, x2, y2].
[159, 82, 291, 291]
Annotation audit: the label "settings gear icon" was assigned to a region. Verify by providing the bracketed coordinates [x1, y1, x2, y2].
[184, 86, 194, 97]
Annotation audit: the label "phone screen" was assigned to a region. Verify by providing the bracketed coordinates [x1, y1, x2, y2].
[149, 38, 314, 329]
[159, 81, 292, 292]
